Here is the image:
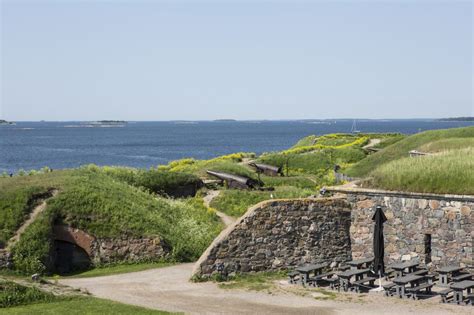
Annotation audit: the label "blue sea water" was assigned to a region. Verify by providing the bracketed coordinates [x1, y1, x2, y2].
[1, 120, 473, 174]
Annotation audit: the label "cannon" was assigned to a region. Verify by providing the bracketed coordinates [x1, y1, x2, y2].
[206, 170, 259, 189]
[248, 162, 283, 177]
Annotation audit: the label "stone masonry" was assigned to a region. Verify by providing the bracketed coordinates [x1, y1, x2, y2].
[53, 225, 170, 266]
[193, 198, 352, 278]
[328, 187, 473, 271]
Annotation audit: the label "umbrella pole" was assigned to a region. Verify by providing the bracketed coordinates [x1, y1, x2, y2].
[370, 269, 384, 292]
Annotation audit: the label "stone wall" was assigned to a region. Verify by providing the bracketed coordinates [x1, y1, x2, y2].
[91, 237, 170, 264]
[53, 225, 170, 266]
[193, 198, 352, 278]
[327, 187, 473, 271]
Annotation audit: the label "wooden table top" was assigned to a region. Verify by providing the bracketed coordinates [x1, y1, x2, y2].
[296, 263, 328, 273]
[348, 257, 374, 266]
[450, 280, 474, 290]
[392, 274, 424, 285]
[438, 265, 464, 274]
[338, 268, 370, 278]
[389, 261, 419, 270]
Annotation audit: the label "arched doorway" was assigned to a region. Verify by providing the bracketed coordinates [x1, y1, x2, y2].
[53, 240, 91, 274]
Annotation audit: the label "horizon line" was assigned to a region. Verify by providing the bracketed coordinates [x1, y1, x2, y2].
[3, 117, 474, 122]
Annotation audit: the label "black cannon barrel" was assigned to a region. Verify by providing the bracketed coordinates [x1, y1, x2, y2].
[206, 170, 257, 188]
[248, 162, 282, 176]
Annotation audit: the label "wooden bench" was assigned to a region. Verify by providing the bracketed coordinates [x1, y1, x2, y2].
[288, 271, 300, 284]
[409, 269, 428, 276]
[406, 282, 434, 300]
[325, 277, 340, 290]
[384, 268, 395, 280]
[338, 265, 350, 271]
[423, 274, 436, 284]
[467, 293, 474, 306]
[439, 288, 453, 303]
[452, 273, 473, 282]
[383, 283, 396, 296]
[352, 276, 377, 293]
[309, 272, 335, 287]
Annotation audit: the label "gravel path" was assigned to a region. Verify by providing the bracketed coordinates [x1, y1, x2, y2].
[60, 264, 468, 315]
[203, 190, 236, 227]
[362, 138, 381, 149]
[7, 189, 58, 250]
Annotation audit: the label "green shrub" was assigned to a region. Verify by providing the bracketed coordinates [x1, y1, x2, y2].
[0, 280, 57, 308]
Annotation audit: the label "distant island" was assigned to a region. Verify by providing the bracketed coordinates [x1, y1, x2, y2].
[96, 120, 127, 124]
[0, 119, 14, 125]
[214, 119, 237, 122]
[439, 117, 474, 122]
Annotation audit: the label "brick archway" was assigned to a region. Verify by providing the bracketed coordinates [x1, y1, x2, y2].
[52, 225, 95, 256]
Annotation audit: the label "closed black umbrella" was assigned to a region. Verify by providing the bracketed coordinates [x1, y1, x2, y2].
[372, 206, 387, 275]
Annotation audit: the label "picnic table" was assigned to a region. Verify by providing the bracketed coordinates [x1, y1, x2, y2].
[295, 263, 328, 286]
[438, 265, 465, 287]
[337, 268, 370, 292]
[389, 261, 419, 278]
[347, 257, 373, 270]
[392, 274, 424, 298]
[450, 280, 474, 304]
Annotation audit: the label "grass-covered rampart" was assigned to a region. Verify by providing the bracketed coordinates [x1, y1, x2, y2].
[346, 127, 474, 177]
[1, 169, 222, 274]
[366, 148, 474, 195]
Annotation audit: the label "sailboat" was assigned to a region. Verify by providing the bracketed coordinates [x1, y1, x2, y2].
[351, 120, 361, 134]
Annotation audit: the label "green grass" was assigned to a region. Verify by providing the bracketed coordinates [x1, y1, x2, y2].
[217, 271, 286, 291]
[210, 186, 314, 217]
[53, 262, 174, 279]
[0, 280, 56, 308]
[346, 126, 474, 177]
[418, 137, 474, 152]
[259, 147, 366, 177]
[259, 175, 317, 189]
[157, 153, 256, 179]
[0, 187, 51, 248]
[366, 148, 474, 194]
[2, 297, 172, 314]
[371, 134, 405, 149]
[84, 165, 202, 197]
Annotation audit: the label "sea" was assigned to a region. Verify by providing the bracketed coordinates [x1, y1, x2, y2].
[1, 119, 473, 174]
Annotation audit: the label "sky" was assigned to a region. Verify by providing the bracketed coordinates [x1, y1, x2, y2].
[0, 0, 472, 121]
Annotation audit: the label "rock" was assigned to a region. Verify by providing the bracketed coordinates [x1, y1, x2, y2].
[418, 199, 428, 209]
[429, 200, 440, 210]
[460, 206, 471, 216]
[356, 199, 374, 209]
[31, 273, 41, 281]
[446, 210, 457, 220]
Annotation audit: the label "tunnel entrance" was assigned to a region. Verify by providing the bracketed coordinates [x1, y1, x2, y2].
[53, 240, 91, 274]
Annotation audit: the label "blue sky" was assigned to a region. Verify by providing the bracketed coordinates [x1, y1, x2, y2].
[1, 0, 472, 121]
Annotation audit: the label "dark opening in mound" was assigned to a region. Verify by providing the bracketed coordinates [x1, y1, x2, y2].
[53, 240, 91, 274]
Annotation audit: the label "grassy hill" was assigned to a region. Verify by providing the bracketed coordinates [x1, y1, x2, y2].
[367, 148, 474, 194]
[346, 126, 474, 195]
[346, 127, 474, 177]
[0, 168, 222, 274]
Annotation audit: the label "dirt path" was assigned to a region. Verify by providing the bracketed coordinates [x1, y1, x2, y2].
[59, 264, 467, 315]
[203, 190, 235, 227]
[7, 189, 58, 250]
[363, 138, 381, 149]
